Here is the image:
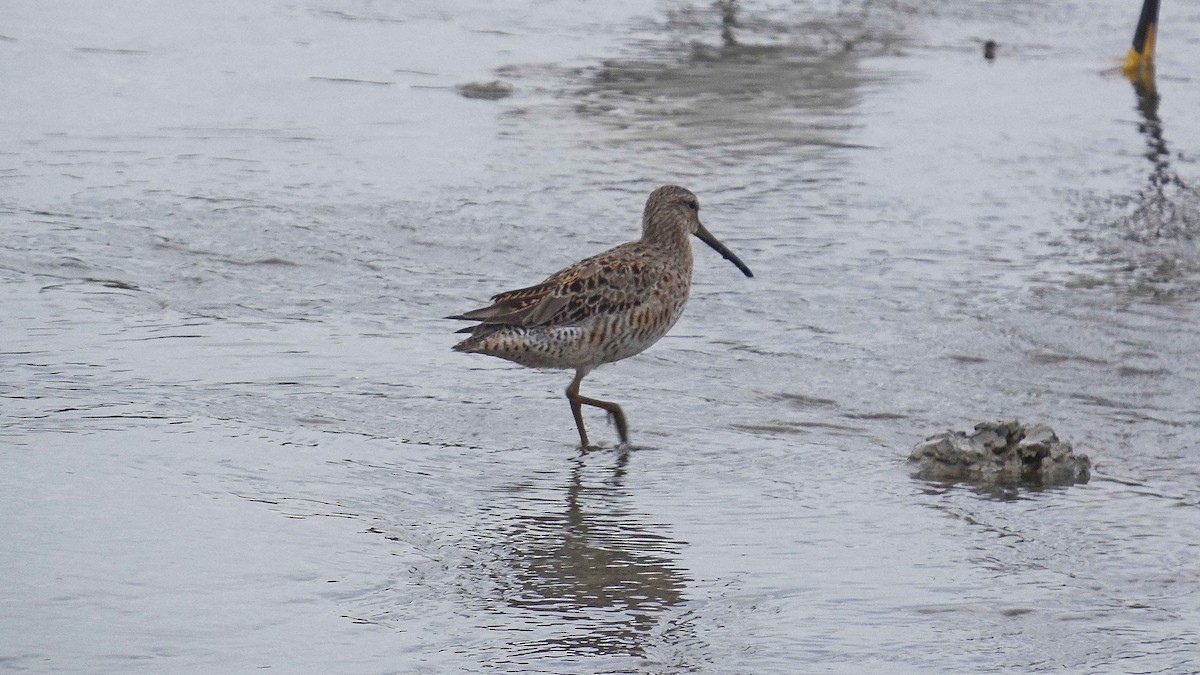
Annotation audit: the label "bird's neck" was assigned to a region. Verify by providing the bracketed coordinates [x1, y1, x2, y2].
[641, 215, 691, 252]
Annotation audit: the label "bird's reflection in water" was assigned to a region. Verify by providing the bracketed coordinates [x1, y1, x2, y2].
[492, 448, 690, 660]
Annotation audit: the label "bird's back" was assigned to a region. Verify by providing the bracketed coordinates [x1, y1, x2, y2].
[453, 239, 694, 370]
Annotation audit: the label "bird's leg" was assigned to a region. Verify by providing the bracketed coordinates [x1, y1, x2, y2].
[565, 369, 629, 447]
[577, 394, 629, 445]
[566, 369, 591, 449]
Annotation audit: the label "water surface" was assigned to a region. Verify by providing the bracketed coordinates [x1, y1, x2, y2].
[3, 0, 1199, 672]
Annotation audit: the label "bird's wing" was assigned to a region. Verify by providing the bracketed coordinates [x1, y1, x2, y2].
[448, 279, 564, 325]
[450, 242, 664, 328]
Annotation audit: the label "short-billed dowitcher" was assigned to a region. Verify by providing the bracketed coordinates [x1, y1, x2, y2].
[449, 185, 753, 448]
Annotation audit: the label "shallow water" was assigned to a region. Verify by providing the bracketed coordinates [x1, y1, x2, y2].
[3, 1, 1200, 672]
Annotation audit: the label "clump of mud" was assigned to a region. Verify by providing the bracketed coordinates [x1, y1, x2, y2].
[909, 420, 1090, 486]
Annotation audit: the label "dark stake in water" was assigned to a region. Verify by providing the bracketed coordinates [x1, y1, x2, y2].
[2, 1, 1199, 672]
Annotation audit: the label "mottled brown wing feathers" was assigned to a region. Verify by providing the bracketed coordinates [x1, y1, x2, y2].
[448, 280, 555, 324]
[489, 281, 554, 307]
[449, 242, 664, 329]
[449, 280, 571, 328]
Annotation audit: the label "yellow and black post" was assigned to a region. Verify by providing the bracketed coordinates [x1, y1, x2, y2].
[1123, 0, 1160, 81]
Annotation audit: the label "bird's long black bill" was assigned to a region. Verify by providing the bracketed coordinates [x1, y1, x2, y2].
[695, 223, 753, 278]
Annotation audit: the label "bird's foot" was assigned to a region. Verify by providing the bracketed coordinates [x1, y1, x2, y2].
[606, 412, 630, 446]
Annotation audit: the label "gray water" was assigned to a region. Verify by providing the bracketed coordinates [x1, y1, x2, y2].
[3, 1, 1200, 672]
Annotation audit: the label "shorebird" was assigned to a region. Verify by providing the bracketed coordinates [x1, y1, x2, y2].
[449, 185, 753, 448]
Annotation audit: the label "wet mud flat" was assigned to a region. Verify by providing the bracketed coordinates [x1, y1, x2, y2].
[3, 0, 1200, 672]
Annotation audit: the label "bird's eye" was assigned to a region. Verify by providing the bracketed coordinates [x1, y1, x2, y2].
[685, 200, 698, 212]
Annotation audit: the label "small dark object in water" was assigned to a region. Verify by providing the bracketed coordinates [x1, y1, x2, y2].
[909, 420, 1090, 486]
[456, 80, 514, 100]
[983, 40, 998, 60]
